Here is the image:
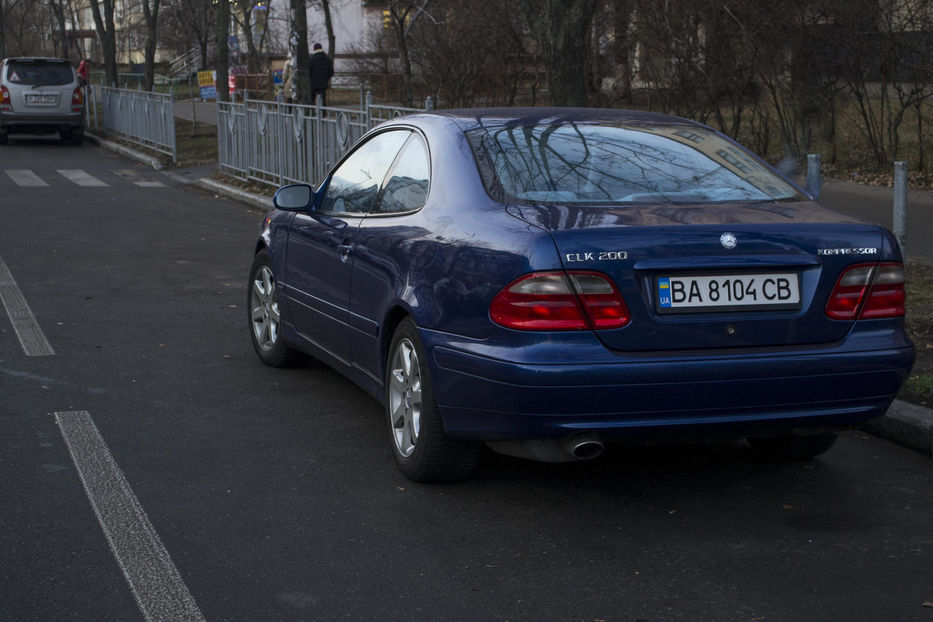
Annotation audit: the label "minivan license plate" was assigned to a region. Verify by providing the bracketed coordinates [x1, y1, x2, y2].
[657, 273, 800, 313]
[26, 94, 58, 105]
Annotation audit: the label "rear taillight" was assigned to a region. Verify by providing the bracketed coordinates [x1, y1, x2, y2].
[825, 262, 905, 320]
[0, 85, 10, 111]
[490, 271, 631, 331]
[71, 86, 83, 111]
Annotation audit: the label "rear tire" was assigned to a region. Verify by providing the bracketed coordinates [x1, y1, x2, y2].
[747, 433, 837, 460]
[0, 132, 8, 145]
[386, 318, 479, 482]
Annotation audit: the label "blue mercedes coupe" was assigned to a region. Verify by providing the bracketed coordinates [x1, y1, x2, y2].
[248, 108, 914, 481]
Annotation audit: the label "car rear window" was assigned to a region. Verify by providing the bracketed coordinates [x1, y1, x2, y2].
[466, 121, 803, 205]
[5, 60, 74, 86]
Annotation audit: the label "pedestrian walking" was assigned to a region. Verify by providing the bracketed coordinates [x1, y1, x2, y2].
[308, 43, 334, 108]
[76, 58, 90, 84]
[281, 49, 295, 103]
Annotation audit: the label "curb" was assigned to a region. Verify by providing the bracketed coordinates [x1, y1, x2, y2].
[867, 400, 933, 458]
[192, 177, 273, 211]
[85, 131, 164, 170]
[87, 133, 933, 461]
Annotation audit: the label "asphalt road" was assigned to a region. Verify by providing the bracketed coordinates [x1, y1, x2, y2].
[2, 138, 933, 621]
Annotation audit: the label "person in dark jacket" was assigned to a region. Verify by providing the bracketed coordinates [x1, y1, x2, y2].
[309, 43, 334, 107]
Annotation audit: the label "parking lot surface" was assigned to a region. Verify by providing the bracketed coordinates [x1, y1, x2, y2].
[2, 139, 933, 621]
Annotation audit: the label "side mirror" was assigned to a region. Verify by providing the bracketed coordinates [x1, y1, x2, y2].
[273, 184, 313, 211]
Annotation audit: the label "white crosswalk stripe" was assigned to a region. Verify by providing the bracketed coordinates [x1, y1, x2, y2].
[4, 168, 169, 188]
[57, 169, 109, 187]
[5, 169, 49, 187]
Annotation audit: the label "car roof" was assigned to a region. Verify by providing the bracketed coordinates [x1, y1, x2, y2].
[420, 107, 702, 131]
[3, 57, 72, 64]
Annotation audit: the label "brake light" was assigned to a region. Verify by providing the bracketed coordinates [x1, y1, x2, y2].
[825, 262, 905, 320]
[490, 271, 630, 331]
[71, 86, 83, 111]
[0, 85, 10, 111]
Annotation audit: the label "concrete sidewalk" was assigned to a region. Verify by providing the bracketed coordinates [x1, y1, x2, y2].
[174, 98, 219, 126]
[85, 130, 933, 461]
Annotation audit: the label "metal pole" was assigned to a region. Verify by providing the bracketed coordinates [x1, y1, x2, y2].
[189, 72, 196, 135]
[894, 161, 908, 255]
[805, 154, 822, 198]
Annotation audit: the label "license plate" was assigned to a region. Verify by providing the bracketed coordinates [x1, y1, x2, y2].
[26, 94, 58, 105]
[657, 272, 800, 313]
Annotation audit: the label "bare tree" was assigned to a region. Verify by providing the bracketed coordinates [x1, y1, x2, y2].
[386, 0, 432, 107]
[232, 0, 270, 73]
[88, 0, 118, 86]
[140, 0, 161, 90]
[318, 0, 335, 59]
[408, 0, 532, 107]
[0, 0, 6, 58]
[215, 0, 230, 101]
[290, 0, 310, 103]
[522, 0, 597, 106]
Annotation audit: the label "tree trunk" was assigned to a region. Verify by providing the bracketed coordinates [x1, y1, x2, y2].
[141, 0, 161, 91]
[215, 0, 230, 102]
[535, 0, 597, 107]
[290, 0, 310, 104]
[88, 0, 118, 87]
[321, 0, 335, 60]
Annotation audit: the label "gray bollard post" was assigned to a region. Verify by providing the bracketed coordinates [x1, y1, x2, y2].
[805, 154, 822, 198]
[425, 95, 434, 111]
[894, 161, 908, 255]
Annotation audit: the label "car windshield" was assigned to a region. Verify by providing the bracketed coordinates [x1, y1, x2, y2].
[5, 60, 74, 86]
[467, 121, 803, 205]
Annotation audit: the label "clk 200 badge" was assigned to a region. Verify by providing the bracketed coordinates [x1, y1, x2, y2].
[565, 251, 629, 263]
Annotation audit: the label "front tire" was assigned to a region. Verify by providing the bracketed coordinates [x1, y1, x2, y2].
[248, 250, 302, 367]
[747, 433, 837, 460]
[386, 319, 479, 482]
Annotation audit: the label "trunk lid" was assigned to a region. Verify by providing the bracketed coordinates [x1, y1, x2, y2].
[509, 200, 888, 351]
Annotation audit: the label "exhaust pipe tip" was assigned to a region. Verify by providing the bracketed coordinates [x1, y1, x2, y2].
[486, 434, 605, 463]
[561, 434, 604, 460]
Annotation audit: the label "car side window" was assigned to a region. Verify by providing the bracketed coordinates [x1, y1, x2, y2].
[373, 135, 430, 214]
[318, 130, 410, 215]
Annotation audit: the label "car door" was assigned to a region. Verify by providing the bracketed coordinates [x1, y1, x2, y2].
[348, 132, 432, 381]
[283, 129, 411, 364]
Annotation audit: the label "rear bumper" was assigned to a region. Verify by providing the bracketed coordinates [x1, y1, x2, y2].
[422, 328, 914, 441]
[0, 110, 84, 133]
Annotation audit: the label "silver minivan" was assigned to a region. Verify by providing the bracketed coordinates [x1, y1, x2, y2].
[0, 57, 85, 145]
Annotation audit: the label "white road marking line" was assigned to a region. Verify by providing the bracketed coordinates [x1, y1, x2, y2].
[57, 169, 109, 187]
[5, 169, 49, 187]
[55, 411, 206, 622]
[134, 181, 166, 188]
[0, 256, 55, 356]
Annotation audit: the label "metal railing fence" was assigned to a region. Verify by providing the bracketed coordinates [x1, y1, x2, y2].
[218, 93, 433, 189]
[100, 87, 177, 163]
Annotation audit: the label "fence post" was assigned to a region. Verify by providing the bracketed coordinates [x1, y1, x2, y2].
[805, 154, 822, 198]
[365, 90, 373, 129]
[894, 161, 908, 255]
[169, 87, 177, 164]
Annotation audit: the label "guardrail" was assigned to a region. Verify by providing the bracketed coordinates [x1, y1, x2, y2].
[100, 87, 177, 163]
[218, 93, 432, 189]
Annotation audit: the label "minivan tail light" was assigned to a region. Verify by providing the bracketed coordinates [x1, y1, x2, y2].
[825, 262, 905, 320]
[71, 86, 83, 111]
[490, 271, 630, 331]
[0, 85, 10, 111]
